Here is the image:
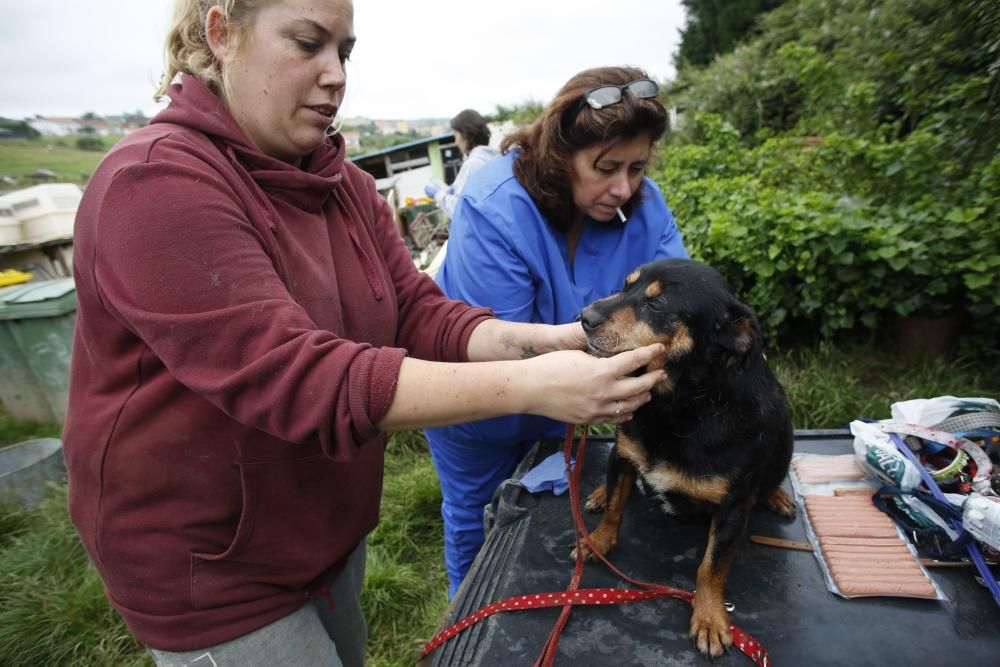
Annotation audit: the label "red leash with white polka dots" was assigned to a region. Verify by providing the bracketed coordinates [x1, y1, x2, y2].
[417, 426, 770, 666]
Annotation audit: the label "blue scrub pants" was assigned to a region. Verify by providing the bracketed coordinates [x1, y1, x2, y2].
[425, 430, 535, 598]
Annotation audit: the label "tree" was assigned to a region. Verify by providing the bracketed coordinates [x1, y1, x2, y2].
[489, 100, 544, 126]
[676, 0, 786, 68]
[122, 110, 149, 127]
[0, 119, 39, 139]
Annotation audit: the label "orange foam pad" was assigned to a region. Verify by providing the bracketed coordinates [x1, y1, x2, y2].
[803, 494, 937, 599]
[792, 455, 867, 484]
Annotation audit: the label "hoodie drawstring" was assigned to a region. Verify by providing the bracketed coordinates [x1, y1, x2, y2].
[333, 187, 385, 301]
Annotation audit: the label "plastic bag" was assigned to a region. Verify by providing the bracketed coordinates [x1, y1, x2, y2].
[850, 421, 922, 490]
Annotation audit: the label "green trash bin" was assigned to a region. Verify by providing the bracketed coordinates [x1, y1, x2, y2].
[0, 278, 77, 423]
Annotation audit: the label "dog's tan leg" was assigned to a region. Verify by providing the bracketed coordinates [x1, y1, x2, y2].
[690, 518, 734, 658]
[571, 467, 635, 562]
[690, 495, 754, 658]
[763, 487, 796, 517]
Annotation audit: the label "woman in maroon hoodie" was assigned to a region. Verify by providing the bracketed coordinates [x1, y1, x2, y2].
[64, 1, 666, 665]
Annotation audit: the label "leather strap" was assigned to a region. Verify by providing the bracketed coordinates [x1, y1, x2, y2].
[749, 535, 814, 552]
[749, 534, 972, 567]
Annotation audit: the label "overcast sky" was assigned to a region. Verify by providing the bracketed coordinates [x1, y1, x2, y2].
[0, 0, 686, 121]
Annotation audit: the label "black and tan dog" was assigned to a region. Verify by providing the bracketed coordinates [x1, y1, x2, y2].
[574, 258, 795, 658]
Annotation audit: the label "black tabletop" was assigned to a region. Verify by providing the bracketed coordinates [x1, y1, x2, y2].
[429, 430, 1000, 667]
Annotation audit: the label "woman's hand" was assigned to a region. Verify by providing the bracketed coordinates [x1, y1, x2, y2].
[518, 343, 666, 425]
[378, 342, 665, 432]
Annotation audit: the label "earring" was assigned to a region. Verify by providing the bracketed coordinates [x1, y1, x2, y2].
[325, 115, 344, 137]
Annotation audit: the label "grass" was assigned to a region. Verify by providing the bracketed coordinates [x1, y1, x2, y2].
[0, 137, 122, 186]
[0, 343, 996, 666]
[0, 410, 61, 445]
[0, 488, 150, 667]
[366, 430, 450, 666]
[773, 342, 998, 429]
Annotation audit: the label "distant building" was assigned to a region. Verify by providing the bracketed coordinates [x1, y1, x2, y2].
[352, 132, 458, 179]
[341, 130, 361, 151]
[27, 117, 82, 136]
[25, 114, 149, 137]
[343, 116, 374, 127]
[104, 115, 150, 134]
[350, 121, 512, 200]
[374, 119, 405, 135]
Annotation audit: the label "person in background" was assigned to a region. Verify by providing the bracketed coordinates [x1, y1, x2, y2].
[424, 109, 500, 218]
[425, 65, 689, 598]
[62, 3, 668, 666]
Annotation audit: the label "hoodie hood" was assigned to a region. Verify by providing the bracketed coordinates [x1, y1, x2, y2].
[153, 74, 345, 212]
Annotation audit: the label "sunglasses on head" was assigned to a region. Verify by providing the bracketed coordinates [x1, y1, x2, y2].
[562, 79, 660, 129]
[582, 79, 660, 109]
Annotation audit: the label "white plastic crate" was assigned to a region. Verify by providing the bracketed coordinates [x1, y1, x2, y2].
[0, 183, 82, 243]
[0, 200, 20, 245]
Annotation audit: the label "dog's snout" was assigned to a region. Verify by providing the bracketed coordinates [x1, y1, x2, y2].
[580, 306, 605, 333]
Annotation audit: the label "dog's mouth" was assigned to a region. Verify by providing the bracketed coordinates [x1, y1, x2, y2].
[586, 339, 630, 359]
[586, 340, 613, 358]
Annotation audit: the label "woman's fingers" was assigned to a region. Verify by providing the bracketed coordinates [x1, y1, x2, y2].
[525, 344, 667, 425]
[606, 343, 665, 376]
[604, 391, 653, 423]
[607, 344, 667, 394]
[598, 344, 666, 423]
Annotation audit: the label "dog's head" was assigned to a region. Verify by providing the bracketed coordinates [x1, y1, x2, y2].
[580, 259, 763, 390]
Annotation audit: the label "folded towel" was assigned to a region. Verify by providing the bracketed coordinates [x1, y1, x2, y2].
[519, 452, 574, 495]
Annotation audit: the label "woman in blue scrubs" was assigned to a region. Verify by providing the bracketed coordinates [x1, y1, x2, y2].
[425, 66, 688, 597]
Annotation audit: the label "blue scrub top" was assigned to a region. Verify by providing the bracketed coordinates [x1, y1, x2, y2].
[428, 151, 688, 447]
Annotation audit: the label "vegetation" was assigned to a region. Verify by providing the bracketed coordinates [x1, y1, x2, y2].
[659, 0, 1000, 345]
[671, 0, 1000, 151]
[652, 115, 998, 343]
[0, 119, 40, 140]
[676, 0, 787, 67]
[489, 100, 546, 126]
[0, 137, 121, 186]
[75, 136, 107, 152]
[346, 129, 424, 158]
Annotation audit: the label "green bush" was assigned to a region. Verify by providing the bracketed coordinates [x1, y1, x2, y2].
[75, 136, 106, 152]
[673, 0, 1000, 157]
[654, 114, 999, 343]
[658, 0, 1000, 345]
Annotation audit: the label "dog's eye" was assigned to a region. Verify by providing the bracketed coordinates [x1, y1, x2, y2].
[646, 300, 665, 312]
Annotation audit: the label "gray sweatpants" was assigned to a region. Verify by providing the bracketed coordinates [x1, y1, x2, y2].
[148, 541, 367, 667]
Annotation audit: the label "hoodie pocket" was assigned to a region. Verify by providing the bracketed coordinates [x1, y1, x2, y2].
[189, 450, 380, 610]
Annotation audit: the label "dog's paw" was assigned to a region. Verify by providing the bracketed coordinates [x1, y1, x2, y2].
[569, 525, 617, 562]
[569, 543, 592, 562]
[764, 487, 797, 518]
[584, 484, 607, 512]
[689, 604, 732, 658]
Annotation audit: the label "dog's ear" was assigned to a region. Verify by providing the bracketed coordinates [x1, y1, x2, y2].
[714, 302, 762, 362]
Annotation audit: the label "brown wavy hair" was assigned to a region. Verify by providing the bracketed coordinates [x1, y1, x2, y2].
[500, 66, 667, 233]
